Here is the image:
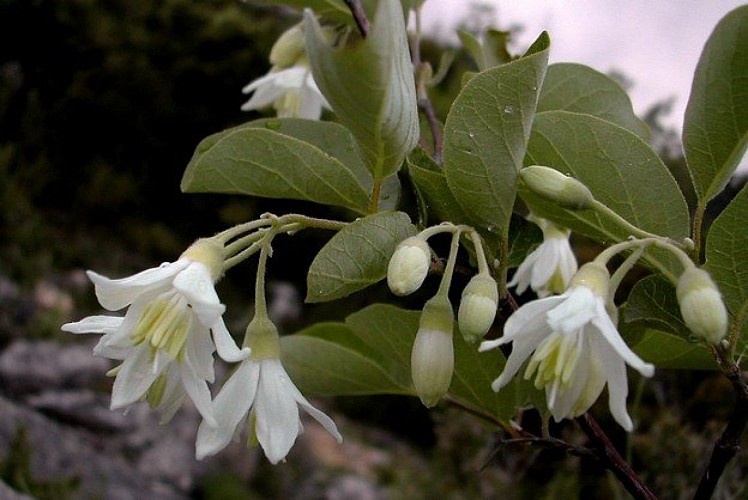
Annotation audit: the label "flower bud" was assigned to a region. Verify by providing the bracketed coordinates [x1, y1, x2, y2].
[676, 268, 728, 344]
[458, 273, 498, 342]
[269, 24, 306, 68]
[411, 295, 454, 407]
[520, 165, 595, 210]
[387, 237, 431, 296]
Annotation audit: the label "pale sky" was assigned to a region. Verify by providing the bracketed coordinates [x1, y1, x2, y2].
[420, 0, 746, 132]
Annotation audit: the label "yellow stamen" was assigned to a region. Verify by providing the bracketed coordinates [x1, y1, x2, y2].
[131, 292, 192, 360]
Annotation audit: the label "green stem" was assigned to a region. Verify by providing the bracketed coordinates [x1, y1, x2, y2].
[436, 229, 462, 297]
[467, 230, 490, 275]
[369, 178, 382, 214]
[692, 202, 706, 263]
[215, 218, 272, 244]
[594, 237, 693, 285]
[592, 200, 670, 242]
[608, 246, 646, 296]
[253, 235, 272, 320]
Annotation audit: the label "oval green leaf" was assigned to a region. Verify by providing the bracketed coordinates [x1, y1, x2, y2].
[306, 211, 416, 302]
[683, 5, 748, 204]
[181, 127, 370, 213]
[444, 32, 550, 238]
[538, 63, 649, 140]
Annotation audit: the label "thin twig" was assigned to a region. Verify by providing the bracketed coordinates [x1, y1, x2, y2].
[343, 0, 369, 38]
[694, 345, 748, 499]
[576, 414, 657, 500]
[409, 4, 444, 166]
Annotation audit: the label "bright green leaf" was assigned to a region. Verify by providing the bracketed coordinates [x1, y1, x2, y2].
[243, 118, 399, 210]
[683, 5, 748, 204]
[407, 148, 474, 225]
[281, 323, 406, 395]
[345, 304, 420, 389]
[622, 275, 689, 337]
[245, 0, 406, 24]
[181, 127, 369, 213]
[629, 328, 716, 370]
[538, 63, 649, 140]
[705, 182, 748, 360]
[304, 0, 419, 180]
[522, 111, 689, 275]
[306, 211, 416, 302]
[444, 32, 550, 239]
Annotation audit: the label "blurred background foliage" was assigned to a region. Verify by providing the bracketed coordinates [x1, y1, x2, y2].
[0, 1, 745, 498]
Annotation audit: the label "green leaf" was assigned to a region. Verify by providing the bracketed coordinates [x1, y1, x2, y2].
[344, 304, 519, 422]
[306, 211, 416, 302]
[407, 148, 474, 225]
[629, 329, 716, 370]
[345, 304, 420, 389]
[443, 32, 550, 238]
[281, 323, 406, 395]
[243, 118, 400, 210]
[181, 127, 369, 213]
[451, 333, 518, 424]
[522, 111, 690, 275]
[622, 275, 689, 337]
[304, 0, 419, 180]
[683, 5, 748, 204]
[705, 182, 748, 360]
[538, 63, 649, 140]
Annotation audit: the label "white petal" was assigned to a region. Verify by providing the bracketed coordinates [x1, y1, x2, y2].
[242, 71, 282, 93]
[87, 260, 189, 311]
[507, 248, 540, 293]
[195, 360, 260, 460]
[489, 309, 555, 391]
[593, 335, 634, 431]
[182, 323, 216, 383]
[546, 287, 597, 334]
[254, 359, 301, 464]
[212, 320, 251, 362]
[529, 241, 559, 290]
[110, 345, 161, 409]
[62, 315, 123, 334]
[591, 301, 654, 377]
[156, 367, 186, 424]
[172, 262, 225, 327]
[549, 349, 590, 421]
[504, 295, 565, 340]
[179, 363, 216, 426]
[287, 380, 342, 443]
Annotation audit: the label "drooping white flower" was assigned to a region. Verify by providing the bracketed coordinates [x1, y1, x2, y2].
[196, 316, 341, 463]
[481, 263, 654, 431]
[509, 218, 577, 297]
[62, 239, 250, 424]
[241, 66, 329, 120]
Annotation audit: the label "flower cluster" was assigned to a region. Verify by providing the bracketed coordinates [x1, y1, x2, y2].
[63, 236, 341, 464]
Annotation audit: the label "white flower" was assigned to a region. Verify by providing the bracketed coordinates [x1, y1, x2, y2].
[480, 263, 654, 431]
[62, 239, 250, 424]
[509, 218, 577, 297]
[241, 66, 329, 120]
[195, 357, 342, 463]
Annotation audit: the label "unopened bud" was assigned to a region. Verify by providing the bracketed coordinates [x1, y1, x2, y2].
[458, 273, 498, 342]
[520, 165, 595, 210]
[269, 24, 307, 68]
[677, 268, 728, 344]
[411, 295, 454, 407]
[387, 237, 431, 296]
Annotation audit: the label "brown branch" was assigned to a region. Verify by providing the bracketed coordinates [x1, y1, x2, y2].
[694, 346, 748, 499]
[576, 414, 657, 500]
[343, 0, 369, 38]
[418, 95, 444, 165]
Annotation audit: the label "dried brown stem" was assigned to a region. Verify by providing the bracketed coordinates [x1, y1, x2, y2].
[576, 414, 657, 500]
[694, 346, 748, 499]
[343, 0, 369, 38]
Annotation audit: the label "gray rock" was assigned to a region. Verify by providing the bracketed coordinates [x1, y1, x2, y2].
[0, 480, 33, 500]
